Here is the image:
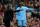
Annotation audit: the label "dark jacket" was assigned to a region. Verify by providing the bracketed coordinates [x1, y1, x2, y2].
[31, 12, 37, 17]
[3, 9, 21, 21]
[37, 14, 40, 19]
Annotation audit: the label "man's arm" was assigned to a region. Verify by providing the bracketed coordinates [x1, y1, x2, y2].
[13, 10, 21, 12]
[24, 7, 29, 11]
[13, 9, 23, 12]
[0, 10, 4, 11]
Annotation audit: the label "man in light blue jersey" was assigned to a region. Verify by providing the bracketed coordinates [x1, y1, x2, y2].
[16, 3, 29, 27]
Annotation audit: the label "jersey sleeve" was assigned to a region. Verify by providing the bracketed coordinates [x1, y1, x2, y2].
[24, 7, 30, 11]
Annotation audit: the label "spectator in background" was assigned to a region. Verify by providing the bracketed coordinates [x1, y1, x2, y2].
[5, 4, 9, 9]
[0, 0, 2, 3]
[28, 1, 31, 8]
[3, 0, 9, 4]
[37, 11, 40, 20]
[31, 10, 37, 18]
[0, 3, 2, 10]
[0, 3, 3, 16]
[37, 0, 39, 2]
[27, 10, 32, 18]
[3, 4, 7, 10]
[30, 2, 34, 8]
[11, 0, 15, 7]
[39, 20, 40, 27]
[9, 0, 12, 4]
[34, 4, 39, 9]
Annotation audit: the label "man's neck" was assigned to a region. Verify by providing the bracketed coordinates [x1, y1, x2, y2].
[9, 8, 12, 9]
[20, 6, 21, 8]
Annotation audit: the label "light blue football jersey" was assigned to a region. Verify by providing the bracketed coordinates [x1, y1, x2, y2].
[16, 6, 29, 20]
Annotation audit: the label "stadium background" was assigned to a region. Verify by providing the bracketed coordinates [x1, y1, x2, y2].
[0, 0, 40, 27]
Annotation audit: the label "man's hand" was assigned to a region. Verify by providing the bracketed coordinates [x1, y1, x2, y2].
[20, 8, 24, 10]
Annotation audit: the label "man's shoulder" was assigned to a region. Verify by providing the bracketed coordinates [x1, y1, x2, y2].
[4, 9, 11, 11]
[17, 7, 20, 8]
[16, 7, 20, 10]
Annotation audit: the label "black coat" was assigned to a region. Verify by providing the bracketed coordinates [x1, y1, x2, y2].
[37, 14, 40, 19]
[31, 12, 37, 17]
[3, 9, 21, 21]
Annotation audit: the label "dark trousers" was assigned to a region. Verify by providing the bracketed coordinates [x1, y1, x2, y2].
[3, 20, 10, 27]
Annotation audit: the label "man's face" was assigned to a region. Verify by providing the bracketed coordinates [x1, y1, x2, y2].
[19, 3, 22, 7]
[13, 7, 15, 10]
[9, 0, 11, 1]
[9, 6, 12, 9]
[0, 3, 2, 8]
[19, 4, 22, 7]
[28, 10, 30, 12]
[39, 12, 40, 15]
[39, 20, 40, 23]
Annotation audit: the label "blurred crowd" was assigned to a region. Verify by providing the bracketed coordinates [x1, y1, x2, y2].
[0, 0, 40, 27]
[0, 0, 40, 9]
